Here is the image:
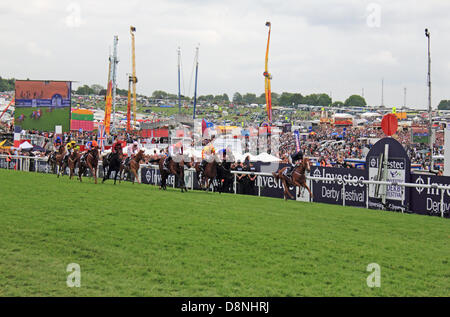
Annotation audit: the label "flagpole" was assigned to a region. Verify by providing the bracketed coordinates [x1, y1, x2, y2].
[193, 45, 199, 120]
[264, 22, 272, 124]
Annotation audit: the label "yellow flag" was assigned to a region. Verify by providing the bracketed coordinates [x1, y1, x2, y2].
[392, 107, 397, 114]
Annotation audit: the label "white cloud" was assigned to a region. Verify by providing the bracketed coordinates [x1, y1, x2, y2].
[26, 42, 52, 58]
[364, 50, 398, 65]
[64, 2, 85, 28]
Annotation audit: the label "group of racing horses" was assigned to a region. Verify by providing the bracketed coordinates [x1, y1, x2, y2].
[46, 144, 312, 200]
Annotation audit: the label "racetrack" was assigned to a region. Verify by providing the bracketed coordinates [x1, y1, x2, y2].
[0, 169, 448, 296]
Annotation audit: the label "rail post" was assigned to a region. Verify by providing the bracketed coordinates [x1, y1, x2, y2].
[258, 175, 261, 196]
[234, 173, 237, 194]
[342, 180, 346, 207]
[440, 188, 445, 218]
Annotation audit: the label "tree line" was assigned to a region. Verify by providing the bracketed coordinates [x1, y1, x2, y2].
[3, 77, 450, 109]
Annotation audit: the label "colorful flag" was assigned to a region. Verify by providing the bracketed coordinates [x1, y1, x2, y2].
[294, 130, 300, 152]
[104, 81, 113, 135]
[97, 124, 106, 152]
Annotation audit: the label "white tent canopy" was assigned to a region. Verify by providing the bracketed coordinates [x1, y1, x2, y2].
[360, 112, 382, 118]
[19, 141, 33, 150]
[255, 152, 281, 162]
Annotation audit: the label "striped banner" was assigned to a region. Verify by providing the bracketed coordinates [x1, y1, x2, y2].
[294, 130, 300, 152]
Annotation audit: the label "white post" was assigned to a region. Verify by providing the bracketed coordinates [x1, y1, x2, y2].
[381, 144, 389, 206]
[366, 183, 369, 208]
[234, 173, 237, 194]
[440, 188, 445, 218]
[258, 176, 261, 196]
[342, 181, 346, 207]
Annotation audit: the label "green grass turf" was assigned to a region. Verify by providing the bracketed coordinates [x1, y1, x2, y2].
[0, 169, 448, 297]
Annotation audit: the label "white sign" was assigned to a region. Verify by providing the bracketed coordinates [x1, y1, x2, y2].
[55, 125, 62, 134]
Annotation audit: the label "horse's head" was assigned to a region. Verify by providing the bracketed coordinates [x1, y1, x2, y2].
[303, 157, 310, 172]
[135, 150, 145, 161]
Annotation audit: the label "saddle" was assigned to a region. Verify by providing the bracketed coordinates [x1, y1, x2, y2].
[80, 152, 89, 164]
[163, 157, 171, 171]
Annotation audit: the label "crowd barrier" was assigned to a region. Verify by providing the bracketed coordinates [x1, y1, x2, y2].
[1, 154, 449, 219]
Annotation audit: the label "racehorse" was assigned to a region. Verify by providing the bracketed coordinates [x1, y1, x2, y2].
[67, 149, 80, 180]
[102, 150, 123, 185]
[78, 147, 100, 184]
[54, 146, 66, 177]
[47, 150, 58, 174]
[193, 155, 219, 191]
[119, 149, 145, 184]
[272, 157, 312, 200]
[149, 155, 187, 192]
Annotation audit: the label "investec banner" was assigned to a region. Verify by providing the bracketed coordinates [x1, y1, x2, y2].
[310, 166, 366, 207]
[256, 173, 296, 199]
[141, 166, 197, 189]
[410, 174, 450, 218]
[366, 137, 411, 212]
[367, 156, 406, 201]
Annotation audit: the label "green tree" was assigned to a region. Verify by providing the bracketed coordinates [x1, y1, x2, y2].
[76, 85, 94, 95]
[152, 90, 168, 99]
[332, 101, 344, 107]
[279, 92, 293, 106]
[0, 77, 15, 92]
[232, 92, 243, 104]
[291, 93, 303, 106]
[344, 95, 367, 107]
[317, 94, 332, 107]
[437, 100, 450, 110]
[90, 84, 104, 94]
[243, 93, 257, 104]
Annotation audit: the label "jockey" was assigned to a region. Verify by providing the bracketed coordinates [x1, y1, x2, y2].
[111, 138, 123, 154]
[201, 141, 216, 169]
[54, 136, 63, 151]
[125, 141, 139, 166]
[85, 140, 93, 151]
[63, 140, 77, 162]
[164, 142, 183, 171]
[286, 149, 303, 178]
[108, 137, 123, 161]
[81, 140, 98, 163]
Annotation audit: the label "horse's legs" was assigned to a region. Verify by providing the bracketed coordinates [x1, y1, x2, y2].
[113, 167, 118, 185]
[118, 166, 123, 184]
[303, 182, 312, 199]
[78, 165, 83, 182]
[103, 167, 111, 183]
[282, 178, 294, 200]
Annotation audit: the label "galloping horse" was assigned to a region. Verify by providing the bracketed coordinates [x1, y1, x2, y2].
[102, 149, 123, 185]
[78, 147, 100, 184]
[272, 157, 312, 200]
[67, 149, 80, 180]
[120, 150, 145, 184]
[149, 155, 187, 192]
[193, 155, 219, 191]
[47, 150, 58, 174]
[54, 146, 67, 177]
